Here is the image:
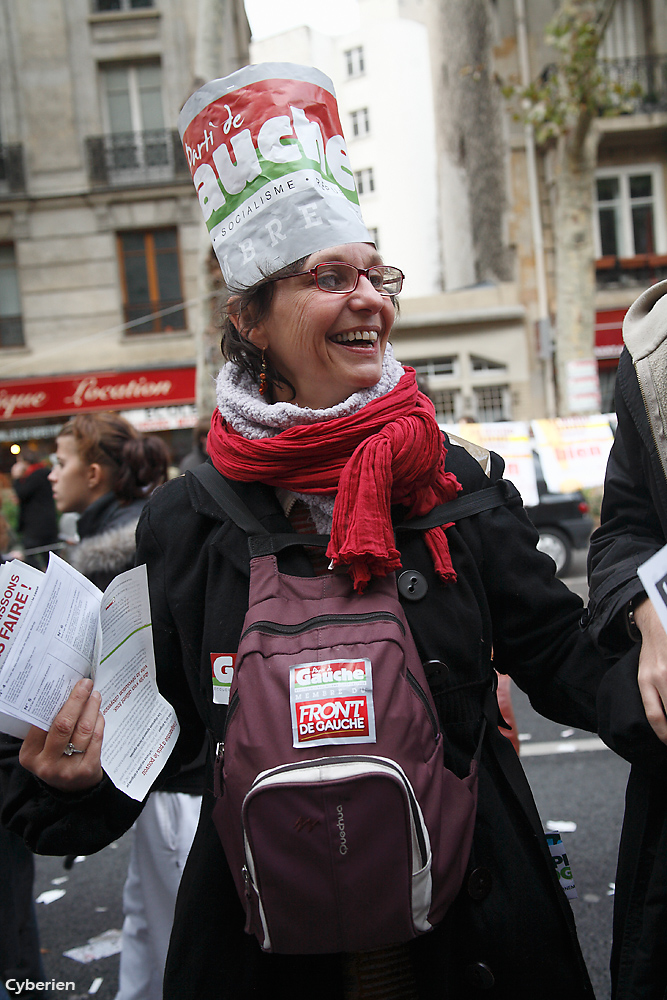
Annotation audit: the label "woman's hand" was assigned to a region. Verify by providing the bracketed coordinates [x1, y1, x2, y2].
[19, 678, 105, 792]
[635, 599, 667, 744]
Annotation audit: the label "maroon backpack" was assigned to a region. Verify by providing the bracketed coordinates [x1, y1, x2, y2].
[192, 464, 514, 955]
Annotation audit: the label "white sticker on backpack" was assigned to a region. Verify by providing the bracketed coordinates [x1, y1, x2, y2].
[211, 653, 235, 705]
[289, 659, 376, 748]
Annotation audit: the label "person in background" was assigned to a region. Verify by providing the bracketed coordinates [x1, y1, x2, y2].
[11, 447, 58, 570]
[48, 413, 205, 1000]
[587, 278, 667, 1000]
[178, 418, 209, 474]
[0, 512, 12, 558]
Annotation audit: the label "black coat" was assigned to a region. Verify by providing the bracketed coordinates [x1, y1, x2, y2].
[587, 347, 667, 999]
[1, 436, 609, 1000]
[12, 465, 58, 549]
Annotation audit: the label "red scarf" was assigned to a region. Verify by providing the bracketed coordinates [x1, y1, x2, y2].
[206, 369, 461, 592]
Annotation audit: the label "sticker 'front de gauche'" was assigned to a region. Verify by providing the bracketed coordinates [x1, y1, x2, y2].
[289, 659, 376, 748]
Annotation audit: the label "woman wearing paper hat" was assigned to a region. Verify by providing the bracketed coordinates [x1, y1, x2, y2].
[5, 64, 608, 999]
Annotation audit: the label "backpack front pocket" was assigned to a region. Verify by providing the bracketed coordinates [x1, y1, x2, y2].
[241, 756, 432, 954]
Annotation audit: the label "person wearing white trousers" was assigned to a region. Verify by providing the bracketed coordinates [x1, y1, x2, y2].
[115, 791, 202, 1000]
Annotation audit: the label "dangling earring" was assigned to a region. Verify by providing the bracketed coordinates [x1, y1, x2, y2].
[258, 350, 268, 396]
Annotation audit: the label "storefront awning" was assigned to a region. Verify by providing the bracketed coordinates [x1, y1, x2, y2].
[0, 366, 195, 422]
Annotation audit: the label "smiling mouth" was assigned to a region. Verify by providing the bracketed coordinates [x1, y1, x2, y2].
[331, 330, 378, 344]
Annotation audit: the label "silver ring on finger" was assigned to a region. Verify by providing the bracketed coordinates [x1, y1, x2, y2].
[63, 742, 85, 756]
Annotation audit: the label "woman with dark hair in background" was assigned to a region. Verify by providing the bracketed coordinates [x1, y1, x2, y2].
[49, 413, 169, 591]
[48, 412, 204, 1000]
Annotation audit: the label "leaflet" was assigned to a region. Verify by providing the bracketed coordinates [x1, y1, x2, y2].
[637, 543, 667, 636]
[0, 554, 179, 800]
[0, 559, 44, 739]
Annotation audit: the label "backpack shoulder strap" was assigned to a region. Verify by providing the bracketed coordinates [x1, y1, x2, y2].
[397, 479, 521, 533]
[189, 463, 270, 536]
[190, 463, 521, 547]
[189, 463, 330, 555]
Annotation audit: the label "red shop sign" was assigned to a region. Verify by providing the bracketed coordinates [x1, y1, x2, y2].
[0, 367, 196, 421]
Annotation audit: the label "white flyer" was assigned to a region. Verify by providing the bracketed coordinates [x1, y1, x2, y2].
[0, 554, 179, 800]
[0, 555, 101, 739]
[0, 559, 44, 738]
[637, 543, 667, 636]
[95, 564, 180, 801]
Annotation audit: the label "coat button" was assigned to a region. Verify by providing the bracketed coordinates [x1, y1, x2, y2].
[467, 867, 493, 900]
[397, 570, 428, 601]
[580, 607, 590, 627]
[423, 659, 449, 680]
[464, 962, 495, 989]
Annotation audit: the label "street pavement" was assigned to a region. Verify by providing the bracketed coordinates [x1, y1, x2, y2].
[27, 547, 627, 1000]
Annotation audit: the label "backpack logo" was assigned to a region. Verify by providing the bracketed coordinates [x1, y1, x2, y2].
[336, 804, 348, 855]
[289, 658, 376, 748]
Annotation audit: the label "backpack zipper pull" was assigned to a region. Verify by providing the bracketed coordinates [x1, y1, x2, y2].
[213, 741, 225, 797]
[242, 864, 251, 898]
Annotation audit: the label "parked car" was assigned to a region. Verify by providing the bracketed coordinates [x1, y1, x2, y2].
[525, 454, 594, 576]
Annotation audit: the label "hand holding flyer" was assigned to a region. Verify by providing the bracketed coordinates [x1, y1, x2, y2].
[0, 554, 179, 800]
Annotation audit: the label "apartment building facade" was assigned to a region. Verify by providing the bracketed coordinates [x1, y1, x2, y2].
[494, 0, 667, 413]
[253, 0, 667, 422]
[1, 0, 664, 461]
[251, 0, 533, 425]
[0, 0, 249, 469]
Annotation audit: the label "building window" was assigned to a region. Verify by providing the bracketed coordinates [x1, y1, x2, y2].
[431, 388, 460, 423]
[345, 46, 365, 77]
[473, 385, 510, 421]
[470, 354, 507, 372]
[595, 166, 666, 258]
[354, 168, 375, 196]
[598, 0, 645, 59]
[411, 357, 458, 378]
[117, 228, 186, 334]
[0, 244, 24, 348]
[93, 0, 154, 11]
[350, 108, 370, 138]
[103, 62, 164, 134]
[101, 62, 170, 177]
[367, 227, 379, 249]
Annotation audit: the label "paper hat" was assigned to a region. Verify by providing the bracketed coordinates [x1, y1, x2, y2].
[178, 63, 373, 290]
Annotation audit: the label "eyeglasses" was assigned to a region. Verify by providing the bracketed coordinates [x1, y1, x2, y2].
[269, 262, 404, 296]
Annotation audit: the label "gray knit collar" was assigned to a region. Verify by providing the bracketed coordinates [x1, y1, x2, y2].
[215, 343, 405, 440]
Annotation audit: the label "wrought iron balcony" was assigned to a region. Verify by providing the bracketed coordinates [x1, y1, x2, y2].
[85, 128, 190, 188]
[0, 144, 26, 195]
[599, 54, 667, 112]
